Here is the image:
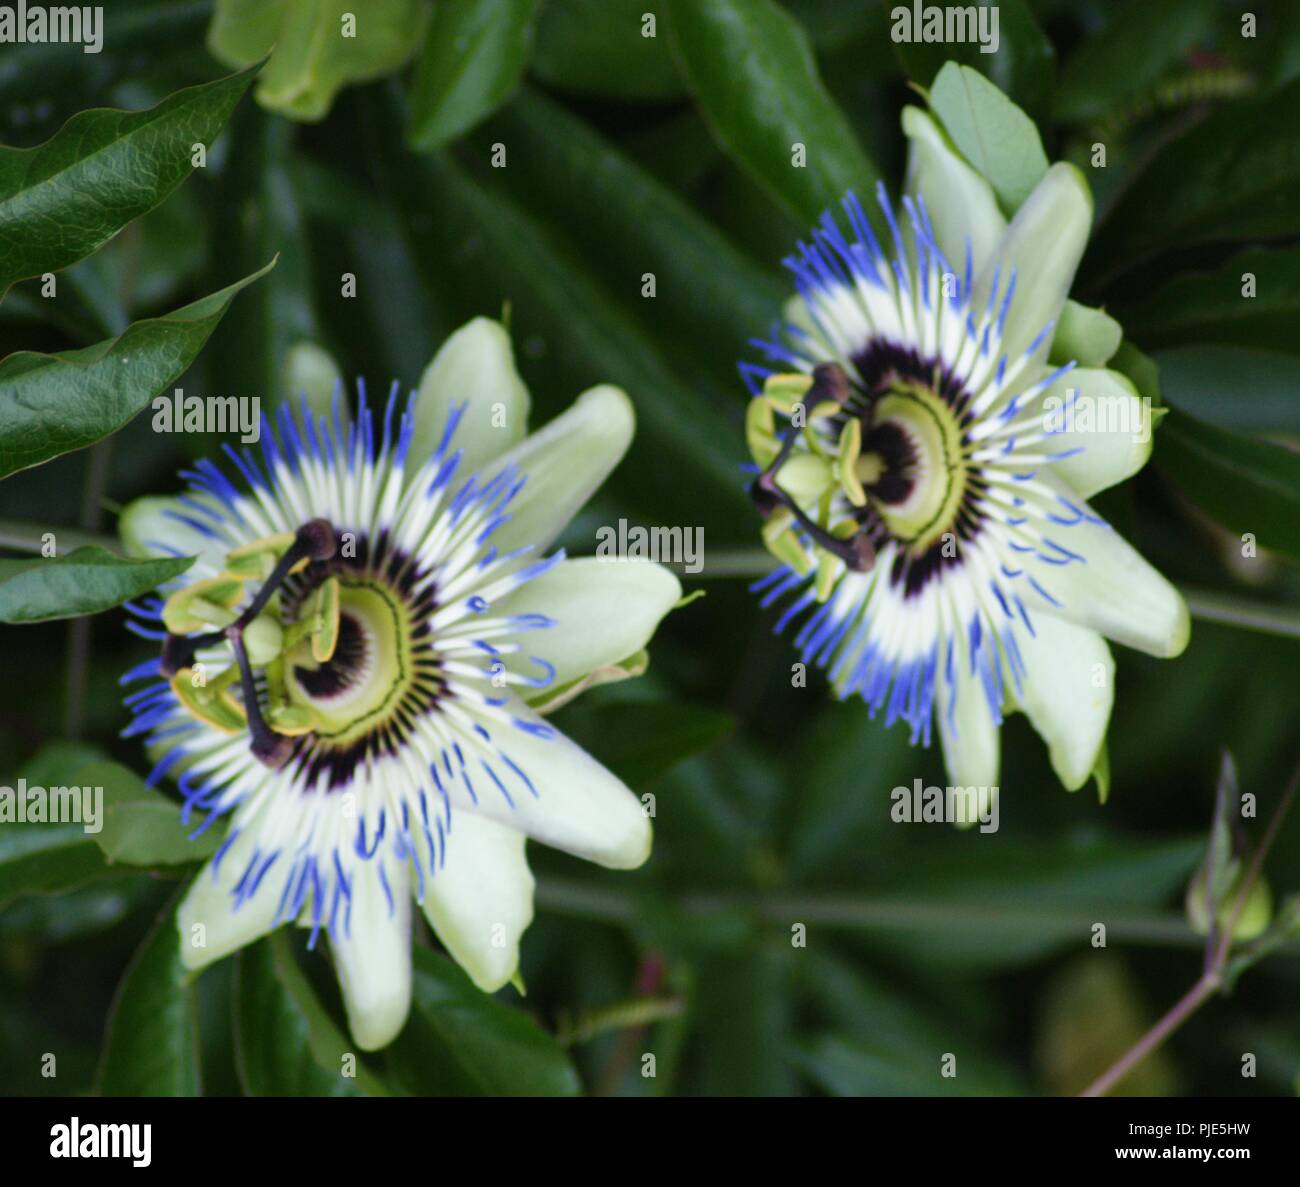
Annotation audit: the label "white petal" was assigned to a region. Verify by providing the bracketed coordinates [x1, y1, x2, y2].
[1041, 367, 1153, 498]
[479, 385, 635, 556]
[902, 105, 1006, 277]
[467, 698, 652, 870]
[976, 163, 1093, 364]
[1022, 479, 1190, 658]
[1011, 615, 1113, 790]
[177, 825, 283, 971]
[494, 557, 681, 693]
[119, 495, 228, 575]
[331, 857, 412, 1051]
[408, 317, 531, 479]
[421, 812, 534, 993]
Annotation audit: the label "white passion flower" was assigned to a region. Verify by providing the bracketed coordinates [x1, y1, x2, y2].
[118, 318, 679, 1050]
[742, 107, 1189, 797]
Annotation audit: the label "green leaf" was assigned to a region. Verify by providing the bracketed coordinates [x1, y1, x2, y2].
[210, 0, 427, 122]
[0, 65, 257, 299]
[1089, 77, 1300, 277]
[563, 700, 735, 788]
[407, 0, 541, 151]
[0, 258, 275, 479]
[0, 741, 119, 907]
[1156, 406, 1300, 564]
[96, 893, 201, 1095]
[859, 836, 1205, 972]
[471, 88, 787, 385]
[532, 0, 684, 101]
[667, 0, 881, 227]
[928, 61, 1048, 215]
[234, 932, 389, 1096]
[888, 0, 1055, 120]
[1055, 0, 1218, 123]
[1153, 345, 1300, 432]
[790, 949, 1022, 1094]
[1114, 244, 1300, 353]
[693, 941, 797, 1094]
[385, 947, 580, 1095]
[206, 110, 318, 407]
[71, 760, 221, 868]
[0, 547, 193, 624]
[367, 133, 750, 539]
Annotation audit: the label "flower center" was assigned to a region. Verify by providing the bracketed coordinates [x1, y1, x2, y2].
[157, 520, 440, 771]
[858, 380, 967, 551]
[285, 580, 416, 749]
[746, 353, 980, 597]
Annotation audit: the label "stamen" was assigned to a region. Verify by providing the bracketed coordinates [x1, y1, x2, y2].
[160, 519, 336, 676]
[227, 624, 294, 769]
[749, 363, 875, 573]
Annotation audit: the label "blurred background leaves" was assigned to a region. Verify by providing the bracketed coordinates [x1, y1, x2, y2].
[0, 0, 1298, 1098]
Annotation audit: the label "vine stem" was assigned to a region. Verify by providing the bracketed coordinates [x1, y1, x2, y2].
[1081, 762, 1300, 1097]
[668, 553, 1300, 640]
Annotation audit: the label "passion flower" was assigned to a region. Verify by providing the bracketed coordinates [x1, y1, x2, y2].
[742, 110, 1188, 795]
[119, 318, 679, 1049]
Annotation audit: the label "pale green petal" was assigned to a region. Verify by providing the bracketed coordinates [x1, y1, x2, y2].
[466, 697, 652, 870]
[408, 317, 531, 479]
[421, 813, 534, 993]
[1011, 615, 1113, 790]
[936, 648, 1001, 794]
[331, 857, 412, 1051]
[1049, 300, 1122, 367]
[975, 163, 1093, 364]
[177, 827, 282, 971]
[1027, 479, 1191, 658]
[480, 385, 635, 556]
[902, 105, 1006, 277]
[495, 558, 681, 694]
[119, 495, 228, 575]
[282, 340, 345, 423]
[1040, 367, 1153, 499]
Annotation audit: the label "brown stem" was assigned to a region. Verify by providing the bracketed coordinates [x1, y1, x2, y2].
[1079, 760, 1300, 1098]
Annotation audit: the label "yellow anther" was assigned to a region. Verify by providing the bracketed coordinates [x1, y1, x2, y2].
[310, 577, 341, 663]
[266, 703, 323, 737]
[162, 576, 244, 634]
[761, 371, 814, 414]
[171, 668, 246, 733]
[761, 509, 814, 575]
[745, 397, 780, 469]
[836, 419, 867, 507]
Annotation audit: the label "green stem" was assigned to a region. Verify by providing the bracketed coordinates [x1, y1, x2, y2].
[533, 878, 1300, 954]
[0, 518, 119, 554]
[681, 553, 1300, 642]
[1179, 586, 1300, 640]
